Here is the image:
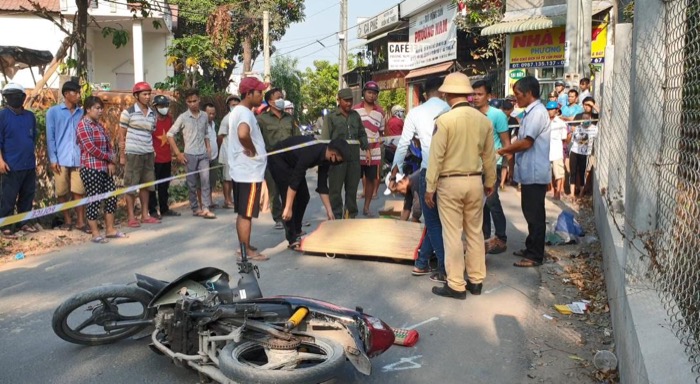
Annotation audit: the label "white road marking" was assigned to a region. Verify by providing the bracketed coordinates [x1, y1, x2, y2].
[406, 317, 439, 330]
[381, 355, 423, 372]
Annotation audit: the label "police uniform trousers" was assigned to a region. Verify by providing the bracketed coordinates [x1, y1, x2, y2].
[437, 175, 487, 291]
[328, 160, 360, 219]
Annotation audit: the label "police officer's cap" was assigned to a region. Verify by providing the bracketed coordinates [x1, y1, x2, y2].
[337, 88, 353, 100]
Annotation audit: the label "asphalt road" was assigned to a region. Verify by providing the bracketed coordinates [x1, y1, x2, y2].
[0, 179, 561, 384]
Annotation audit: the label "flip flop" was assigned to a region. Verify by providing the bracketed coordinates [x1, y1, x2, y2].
[75, 224, 92, 234]
[2, 229, 18, 239]
[201, 211, 217, 219]
[105, 232, 128, 239]
[193, 211, 204, 217]
[127, 219, 141, 228]
[20, 224, 39, 233]
[59, 223, 73, 231]
[91, 236, 109, 244]
[513, 258, 542, 268]
[141, 217, 161, 224]
[223, 204, 235, 209]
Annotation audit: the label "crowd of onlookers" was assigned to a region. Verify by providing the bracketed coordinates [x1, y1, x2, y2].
[0, 73, 598, 299]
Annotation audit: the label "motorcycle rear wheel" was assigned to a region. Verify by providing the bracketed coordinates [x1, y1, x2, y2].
[52, 285, 153, 346]
[219, 337, 345, 384]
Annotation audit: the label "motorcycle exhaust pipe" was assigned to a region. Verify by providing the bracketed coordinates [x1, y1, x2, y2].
[104, 319, 154, 331]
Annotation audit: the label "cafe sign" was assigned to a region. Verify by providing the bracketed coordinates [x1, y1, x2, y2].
[357, 6, 400, 39]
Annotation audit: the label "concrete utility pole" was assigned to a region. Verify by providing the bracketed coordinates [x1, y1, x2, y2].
[263, 10, 271, 83]
[338, 0, 347, 89]
[565, 0, 581, 84]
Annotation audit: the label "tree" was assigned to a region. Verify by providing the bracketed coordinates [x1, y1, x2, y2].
[378, 89, 407, 116]
[270, 56, 303, 121]
[301, 60, 339, 121]
[164, 0, 305, 91]
[453, 0, 505, 67]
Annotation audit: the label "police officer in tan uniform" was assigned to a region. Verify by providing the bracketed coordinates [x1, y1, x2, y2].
[425, 73, 497, 300]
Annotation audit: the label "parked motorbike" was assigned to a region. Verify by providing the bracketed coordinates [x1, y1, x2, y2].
[51, 245, 396, 384]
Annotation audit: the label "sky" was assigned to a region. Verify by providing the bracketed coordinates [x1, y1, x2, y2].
[248, 0, 395, 73]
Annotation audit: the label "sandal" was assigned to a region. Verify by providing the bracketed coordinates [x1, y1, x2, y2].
[105, 232, 128, 239]
[513, 258, 542, 268]
[193, 210, 204, 217]
[2, 229, 18, 239]
[209, 204, 220, 209]
[411, 267, 432, 276]
[223, 203, 235, 209]
[201, 211, 216, 219]
[20, 224, 39, 233]
[75, 224, 92, 234]
[59, 223, 73, 231]
[512, 249, 528, 257]
[141, 217, 161, 224]
[287, 239, 302, 251]
[162, 210, 181, 217]
[91, 236, 109, 244]
[127, 219, 141, 228]
[236, 250, 270, 261]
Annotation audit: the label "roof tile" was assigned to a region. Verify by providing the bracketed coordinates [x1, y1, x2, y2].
[0, 0, 59, 12]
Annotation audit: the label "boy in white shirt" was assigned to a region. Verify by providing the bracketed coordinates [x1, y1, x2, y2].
[546, 101, 567, 200]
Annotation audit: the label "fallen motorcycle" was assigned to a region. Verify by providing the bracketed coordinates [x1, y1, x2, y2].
[51, 245, 397, 383]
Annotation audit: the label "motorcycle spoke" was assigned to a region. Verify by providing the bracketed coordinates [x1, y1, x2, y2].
[296, 352, 329, 362]
[74, 315, 98, 332]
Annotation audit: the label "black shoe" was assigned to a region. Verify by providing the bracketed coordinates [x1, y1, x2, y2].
[432, 284, 466, 300]
[467, 281, 483, 295]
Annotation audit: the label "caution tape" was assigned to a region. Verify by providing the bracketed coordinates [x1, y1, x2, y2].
[0, 135, 404, 228]
[506, 118, 600, 129]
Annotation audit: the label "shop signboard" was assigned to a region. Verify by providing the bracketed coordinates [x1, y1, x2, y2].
[509, 22, 608, 69]
[408, 0, 457, 68]
[357, 6, 400, 39]
[388, 42, 414, 70]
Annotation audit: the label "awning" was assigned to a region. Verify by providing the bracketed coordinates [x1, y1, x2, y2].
[405, 61, 455, 80]
[481, 1, 613, 36]
[0, 46, 53, 80]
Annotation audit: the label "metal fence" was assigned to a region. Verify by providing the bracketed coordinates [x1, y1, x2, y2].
[596, 0, 700, 381]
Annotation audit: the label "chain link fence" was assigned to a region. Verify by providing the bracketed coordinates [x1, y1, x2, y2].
[596, 0, 700, 381]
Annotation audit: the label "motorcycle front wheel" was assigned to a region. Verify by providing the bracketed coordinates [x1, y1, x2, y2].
[52, 285, 153, 346]
[219, 337, 346, 384]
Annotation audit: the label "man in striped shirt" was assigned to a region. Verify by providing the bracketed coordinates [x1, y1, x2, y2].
[119, 82, 161, 228]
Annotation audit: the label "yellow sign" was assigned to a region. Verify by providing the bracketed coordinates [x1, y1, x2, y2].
[509, 21, 608, 69]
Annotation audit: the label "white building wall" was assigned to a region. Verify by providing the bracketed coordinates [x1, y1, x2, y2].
[0, 14, 68, 89]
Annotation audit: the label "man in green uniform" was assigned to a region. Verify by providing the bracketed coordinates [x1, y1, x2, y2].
[257, 87, 297, 228]
[321, 88, 370, 219]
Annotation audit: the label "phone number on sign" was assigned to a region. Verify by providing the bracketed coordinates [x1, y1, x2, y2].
[509, 60, 565, 69]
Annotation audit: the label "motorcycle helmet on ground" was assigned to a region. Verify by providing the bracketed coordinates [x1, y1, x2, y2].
[363, 81, 380, 93]
[132, 81, 152, 94]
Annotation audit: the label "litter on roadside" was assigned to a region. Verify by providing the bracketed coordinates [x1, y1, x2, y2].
[554, 300, 591, 315]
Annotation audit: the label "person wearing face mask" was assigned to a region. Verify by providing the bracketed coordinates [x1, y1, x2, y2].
[268, 136, 351, 249]
[387, 105, 405, 137]
[148, 94, 180, 219]
[0, 83, 38, 238]
[257, 87, 297, 230]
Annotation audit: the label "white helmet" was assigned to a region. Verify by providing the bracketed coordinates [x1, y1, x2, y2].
[391, 105, 405, 115]
[284, 100, 294, 110]
[2, 82, 25, 95]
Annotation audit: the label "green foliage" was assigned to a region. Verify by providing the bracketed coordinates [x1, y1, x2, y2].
[453, 0, 505, 65]
[271, 56, 303, 121]
[377, 89, 407, 116]
[101, 27, 130, 48]
[168, 183, 190, 203]
[301, 60, 339, 120]
[623, 1, 635, 23]
[161, 35, 224, 92]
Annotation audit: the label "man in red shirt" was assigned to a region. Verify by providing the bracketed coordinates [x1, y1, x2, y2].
[354, 81, 385, 216]
[386, 105, 405, 137]
[149, 95, 180, 218]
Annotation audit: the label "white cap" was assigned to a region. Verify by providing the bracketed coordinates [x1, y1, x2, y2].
[391, 105, 405, 114]
[383, 172, 405, 195]
[284, 100, 294, 109]
[2, 82, 25, 94]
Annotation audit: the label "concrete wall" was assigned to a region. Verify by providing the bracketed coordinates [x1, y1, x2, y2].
[0, 14, 67, 89]
[88, 28, 170, 91]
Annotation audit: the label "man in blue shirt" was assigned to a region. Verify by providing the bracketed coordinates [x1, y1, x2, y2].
[0, 83, 38, 237]
[46, 81, 87, 231]
[498, 76, 551, 267]
[472, 80, 510, 254]
[389, 77, 450, 283]
[560, 89, 584, 121]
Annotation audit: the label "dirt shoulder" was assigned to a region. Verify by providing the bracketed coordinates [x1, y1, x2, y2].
[523, 197, 619, 383]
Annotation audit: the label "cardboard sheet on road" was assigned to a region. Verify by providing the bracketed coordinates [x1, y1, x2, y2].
[300, 219, 423, 261]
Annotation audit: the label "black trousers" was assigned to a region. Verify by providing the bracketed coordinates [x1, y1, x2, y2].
[0, 169, 36, 230]
[520, 184, 547, 263]
[269, 158, 310, 244]
[149, 162, 172, 215]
